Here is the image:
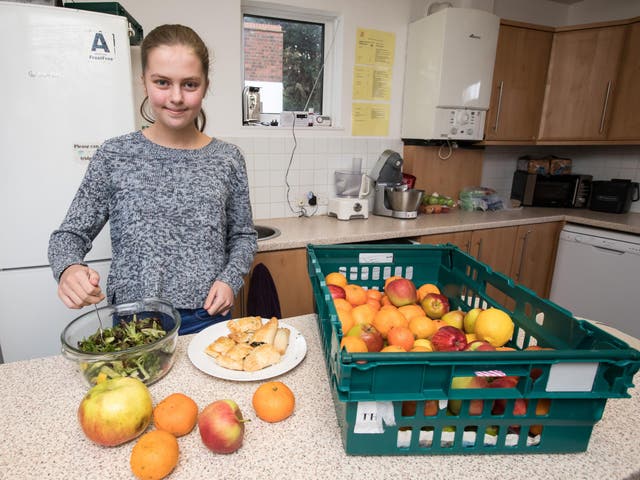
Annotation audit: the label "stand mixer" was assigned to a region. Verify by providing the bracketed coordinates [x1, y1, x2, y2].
[371, 150, 424, 219]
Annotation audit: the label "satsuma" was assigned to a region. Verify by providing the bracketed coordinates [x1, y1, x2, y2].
[153, 393, 198, 437]
[344, 284, 367, 306]
[130, 430, 179, 480]
[372, 306, 408, 338]
[252, 381, 295, 423]
[325, 271, 347, 287]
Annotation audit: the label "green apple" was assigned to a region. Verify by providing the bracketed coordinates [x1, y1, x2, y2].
[78, 377, 152, 446]
[463, 308, 483, 334]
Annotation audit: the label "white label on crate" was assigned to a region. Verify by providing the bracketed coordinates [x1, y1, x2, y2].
[353, 401, 396, 434]
[359, 253, 394, 264]
[546, 362, 598, 392]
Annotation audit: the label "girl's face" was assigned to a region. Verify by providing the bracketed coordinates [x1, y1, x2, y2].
[143, 44, 207, 133]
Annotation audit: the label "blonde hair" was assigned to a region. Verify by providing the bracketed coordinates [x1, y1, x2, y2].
[140, 24, 210, 132]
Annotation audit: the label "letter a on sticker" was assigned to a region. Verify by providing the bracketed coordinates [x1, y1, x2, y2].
[92, 32, 110, 53]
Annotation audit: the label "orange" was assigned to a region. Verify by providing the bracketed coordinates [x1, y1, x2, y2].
[351, 303, 377, 326]
[387, 326, 415, 352]
[336, 308, 354, 335]
[408, 315, 437, 339]
[372, 306, 408, 338]
[252, 381, 295, 423]
[366, 289, 383, 301]
[417, 283, 441, 301]
[130, 430, 179, 480]
[380, 345, 406, 352]
[398, 304, 425, 321]
[365, 298, 381, 312]
[431, 319, 447, 332]
[474, 308, 515, 347]
[380, 294, 392, 307]
[340, 336, 368, 352]
[325, 271, 347, 287]
[344, 284, 367, 306]
[384, 275, 403, 289]
[153, 393, 198, 437]
[333, 297, 353, 311]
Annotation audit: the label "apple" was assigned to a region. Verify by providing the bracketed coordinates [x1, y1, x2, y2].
[448, 376, 489, 415]
[491, 398, 527, 416]
[463, 307, 483, 333]
[77, 377, 152, 447]
[199, 400, 246, 454]
[465, 340, 496, 351]
[487, 375, 519, 389]
[328, 284, 346, 300]
[346, 323, 384, 352]
[441, 310, 464, 330]
[420, 293, 450, 319]
[385, 278, 417, 307]
[430, 326, 467, 351]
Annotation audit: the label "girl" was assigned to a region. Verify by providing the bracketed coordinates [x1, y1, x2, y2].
[48, 25, 257, 334]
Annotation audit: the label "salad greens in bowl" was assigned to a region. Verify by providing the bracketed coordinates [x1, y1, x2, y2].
[61, 298, 180, 386]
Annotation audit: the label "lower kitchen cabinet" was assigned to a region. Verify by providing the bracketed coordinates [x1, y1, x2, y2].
[233, 248, 314, 319]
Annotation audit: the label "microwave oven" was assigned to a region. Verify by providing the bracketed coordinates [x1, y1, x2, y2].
[510, 171, 592, 208]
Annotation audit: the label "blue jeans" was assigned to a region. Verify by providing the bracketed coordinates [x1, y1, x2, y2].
[177, 308, 230, 335]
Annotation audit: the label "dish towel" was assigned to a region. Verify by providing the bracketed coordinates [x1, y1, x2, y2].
[246, 263, 282, 319]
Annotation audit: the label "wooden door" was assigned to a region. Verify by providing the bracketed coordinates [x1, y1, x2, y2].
[469, 227, 518, 307]
[485, 22, 553, 142]
[510, 222, 562, 299]
[607, 22, 640, 140]
[538, 25, 626, 140]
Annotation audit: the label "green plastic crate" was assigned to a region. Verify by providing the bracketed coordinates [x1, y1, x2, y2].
[307, 243, 640, 455]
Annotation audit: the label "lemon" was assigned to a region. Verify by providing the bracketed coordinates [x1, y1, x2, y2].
[474, 308, 514, 347]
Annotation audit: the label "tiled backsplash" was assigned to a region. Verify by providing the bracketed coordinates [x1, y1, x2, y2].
[223, 135, 403, 219]
[221, 136, 640, 219]
[482, 145, 640, 213]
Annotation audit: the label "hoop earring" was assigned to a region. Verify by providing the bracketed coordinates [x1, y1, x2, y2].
[140, 96, 155, 125]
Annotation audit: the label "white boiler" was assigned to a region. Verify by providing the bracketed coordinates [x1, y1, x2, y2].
[401, 7, 499, 141]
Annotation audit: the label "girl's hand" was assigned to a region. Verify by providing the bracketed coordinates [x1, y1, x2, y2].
[58, 264, 105, 309]
[204, 280, 234, 316]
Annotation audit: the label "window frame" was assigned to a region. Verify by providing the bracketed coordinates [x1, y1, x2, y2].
[241, 1, 341, 128]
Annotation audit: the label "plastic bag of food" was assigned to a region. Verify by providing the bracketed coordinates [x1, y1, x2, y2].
[459, 186, 504, 211]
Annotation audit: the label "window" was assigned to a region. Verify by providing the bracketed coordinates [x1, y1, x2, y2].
[242, 4, 339, 124]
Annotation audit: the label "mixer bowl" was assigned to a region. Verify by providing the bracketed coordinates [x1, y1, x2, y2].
[387, 188, 425, 212]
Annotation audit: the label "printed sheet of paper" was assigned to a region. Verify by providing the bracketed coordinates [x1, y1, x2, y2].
[352, 28, 395, 136]
[352, 103, 390, 137]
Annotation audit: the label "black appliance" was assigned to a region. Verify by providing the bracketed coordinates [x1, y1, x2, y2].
[589, 179, 639, 213]
[510, 171, 592, 208]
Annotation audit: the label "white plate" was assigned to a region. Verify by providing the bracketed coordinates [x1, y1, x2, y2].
[187, 320, 307, 381]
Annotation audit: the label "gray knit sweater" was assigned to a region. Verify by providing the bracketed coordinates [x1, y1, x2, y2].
[48, 131, 257, 309]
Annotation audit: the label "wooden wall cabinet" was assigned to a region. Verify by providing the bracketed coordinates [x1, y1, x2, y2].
[607, 21, 640, 140]
[232, 248, 314, 319]
[538, 24, 627, 141]
[484, 22, 553, 142]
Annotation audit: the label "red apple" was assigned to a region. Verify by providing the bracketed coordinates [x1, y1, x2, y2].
[491, 398, 528, 416]
[347, 323, 384, 352]
[487, 375, 519, 389]
[420, 293, 450, 319]
[328, 284, 346, 300]
[78, 377, 152, 447]
[465, 340, 496, 351]
[199, 400, 246, 454]
[385, 278, 417, 307]
[430, 326, 467, 351]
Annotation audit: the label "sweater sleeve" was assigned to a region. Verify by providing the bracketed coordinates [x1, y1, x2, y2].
[47, 147, 111, 281]
[216, 148, 257, 294]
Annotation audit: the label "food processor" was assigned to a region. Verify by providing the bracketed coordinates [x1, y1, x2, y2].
[328, 158, 371, 220]
[371, 150, 424, 219]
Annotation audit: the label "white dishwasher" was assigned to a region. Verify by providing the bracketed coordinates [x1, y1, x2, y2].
[549, 224, 640, 339]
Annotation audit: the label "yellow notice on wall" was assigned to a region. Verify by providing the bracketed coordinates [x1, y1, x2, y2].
[355, 28, 395, 66]
[352, 66, 392, 101]
[352, 103, 390, 137]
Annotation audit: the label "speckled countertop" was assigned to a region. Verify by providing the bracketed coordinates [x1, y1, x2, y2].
[1, 315, 639, 480]
[255, 208, 640, 252]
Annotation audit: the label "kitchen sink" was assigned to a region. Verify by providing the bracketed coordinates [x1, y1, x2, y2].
[255, 225, 281, 241]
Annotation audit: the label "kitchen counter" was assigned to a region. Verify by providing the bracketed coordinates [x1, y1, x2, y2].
[1, 315, 639, 480]
[255, 208, 640, 251]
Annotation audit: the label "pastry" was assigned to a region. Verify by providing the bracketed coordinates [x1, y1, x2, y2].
[250, 317, 278, 346]
[243, 344, 282, 372]
[273, 328, 290, 355]
[204, 335, 235, 359]
[215, 342, 254, 371]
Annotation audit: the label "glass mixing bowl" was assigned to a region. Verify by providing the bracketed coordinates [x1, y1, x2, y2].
[61, 298, 181, 387]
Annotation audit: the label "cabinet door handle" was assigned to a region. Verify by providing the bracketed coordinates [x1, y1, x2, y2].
[515, 230, 532, 281]
[464, 240, 471, 254]
[476, 238, 483, 261]
[599, 81, 612, 134]
[493, 81, 504, 132]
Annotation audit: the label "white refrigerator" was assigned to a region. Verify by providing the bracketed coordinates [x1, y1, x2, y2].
[0, 2, 135, 362]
